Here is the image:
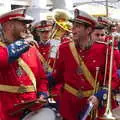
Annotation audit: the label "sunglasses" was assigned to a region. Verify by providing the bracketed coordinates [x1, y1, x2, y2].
[95, 33, 105, 37]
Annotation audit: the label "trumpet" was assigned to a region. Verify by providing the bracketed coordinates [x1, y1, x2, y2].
[103, 41, 109, 86]
[49, 9, 72, 40]
[101, 33, 117, 120]
[90, 67, 100, 120]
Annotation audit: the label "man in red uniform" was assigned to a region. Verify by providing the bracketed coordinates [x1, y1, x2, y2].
[97, 17, 120, 69]
[98, 17, 119, 48]
[91, 24, 106, 43]
[0, 8, 48, 120]
[32, 15, 72, 71]
[32, 20, 54, 72]
[32, 20, 65, 109]
[91, 23, 120, 69]
[52, 9, 120, 120]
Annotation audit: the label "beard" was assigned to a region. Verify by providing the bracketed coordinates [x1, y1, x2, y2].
[12, 24, 27, 40]
[13, 33, 21, 40]
[73, 34, 84, 43]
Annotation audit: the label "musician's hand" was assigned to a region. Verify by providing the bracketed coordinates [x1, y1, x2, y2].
[36, 94, 48, 104]
[20, 32, 39, 48]
[88, 95, 99, 110]
[35, 92, 49, 104]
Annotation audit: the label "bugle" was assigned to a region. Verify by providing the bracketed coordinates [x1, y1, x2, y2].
[101, 33, 117, 120]
[49, 9, 72, 40]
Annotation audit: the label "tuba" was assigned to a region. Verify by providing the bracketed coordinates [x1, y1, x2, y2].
[50, 9, 72, 40]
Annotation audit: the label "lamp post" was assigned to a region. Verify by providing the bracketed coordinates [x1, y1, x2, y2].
[106, 0, 109, 17]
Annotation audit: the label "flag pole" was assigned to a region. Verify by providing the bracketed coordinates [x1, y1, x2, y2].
[106, 0, 109, 17]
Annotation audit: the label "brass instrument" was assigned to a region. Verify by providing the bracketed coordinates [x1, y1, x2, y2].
[90, 67, 100, 120]
[94, 67, 100, 94]
[103, 41, 109, 86]
[49, 9, 72, 40]
[101, 33, 116, 120]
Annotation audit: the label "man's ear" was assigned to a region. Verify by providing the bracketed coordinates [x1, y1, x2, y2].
[87, 27, 93, 35]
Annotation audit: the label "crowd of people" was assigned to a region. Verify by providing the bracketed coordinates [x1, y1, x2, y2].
[0, 6, 120, 120]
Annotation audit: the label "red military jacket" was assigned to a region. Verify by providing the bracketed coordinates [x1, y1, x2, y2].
[105, 35, 120, 68]
[105, 35, 118, 48]
[38, 42, 51, 61]
[38, 41, 56, 71]
[53, 41, 120, 120]
[61, 36, 72, 43]
[0, 44, 48, 120]
[38, 38, 72, 71]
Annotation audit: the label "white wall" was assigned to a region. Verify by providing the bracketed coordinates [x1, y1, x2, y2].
[11, 0, 31, 6]
[0, 0, 11, 15]
[0, 0, 31, 15]
[27, 0, 51, 22]
[0, 0, 73, 22]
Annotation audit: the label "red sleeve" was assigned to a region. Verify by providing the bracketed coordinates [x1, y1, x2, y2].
[107, 48, 120, 89]
[0, 46, 9, 68]
[111, 61, 120, 89]
[114, 49, 120, 68]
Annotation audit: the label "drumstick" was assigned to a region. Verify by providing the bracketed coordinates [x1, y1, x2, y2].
[14, 94, 57, 106]
[14, 99, 46, 106]
[11, 94, 57, 116]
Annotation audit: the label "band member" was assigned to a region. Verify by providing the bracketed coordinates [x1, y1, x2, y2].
[48, 9, 72, 67]
[97, 17, 120, 69]
[52, 9, 120, 120]
[32, 20, 54, 72]
[97, 16, 112, 40]
[0, 8, 48, 120]
[91, 24, 106, 42]
[32, 19, 64, 108]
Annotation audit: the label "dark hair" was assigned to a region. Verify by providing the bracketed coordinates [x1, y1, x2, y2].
[109, 24, 116, 30]
[31, 29, 40, 43]
[83, 23, 91, 28]
[94, 24, 105, 30]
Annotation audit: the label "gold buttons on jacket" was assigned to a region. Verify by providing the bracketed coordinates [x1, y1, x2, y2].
[93, 60, 96, 63]
[21, 100, 25, 103]
[28, 54, 30, 57]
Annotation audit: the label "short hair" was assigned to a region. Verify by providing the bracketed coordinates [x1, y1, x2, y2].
[94, 24, 105, 30]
